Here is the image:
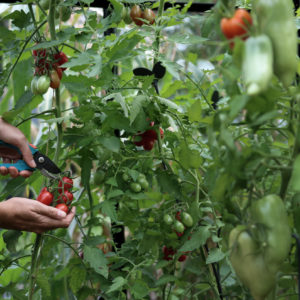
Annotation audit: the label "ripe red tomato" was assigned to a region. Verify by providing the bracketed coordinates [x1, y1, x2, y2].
[37, 189, 54, 206]
[143, 138, 155, 151]
[176, 211, 181, 221]
[50, 69, 60, 89]
[33, 46, 47, 58]
[53, 64, 63, 79]
[159, 128, 164, 139]
[59, 190, 74, 204]
[163, 246, 176, 260]
[142, 8, 155, 25]
[55, 203, 68, 213]
[133, 133, 144, 146]
[130, 5, 143, 26]
[178, 254, 187, 262]
[53, 52, 68, 71]
[143, 129, 157, 140]
[58, 176, 73, 193]
[220, 8, 252, 40]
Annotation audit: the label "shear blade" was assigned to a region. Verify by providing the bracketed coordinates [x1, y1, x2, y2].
[33, 152, 61, 178]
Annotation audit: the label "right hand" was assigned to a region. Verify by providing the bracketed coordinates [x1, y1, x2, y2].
[0, 198, 76, 233]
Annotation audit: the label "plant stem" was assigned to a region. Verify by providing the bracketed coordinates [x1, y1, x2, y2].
[153, 0, 165, 62]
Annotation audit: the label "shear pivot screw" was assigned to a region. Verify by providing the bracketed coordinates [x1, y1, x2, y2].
[38, 157, 45, 163]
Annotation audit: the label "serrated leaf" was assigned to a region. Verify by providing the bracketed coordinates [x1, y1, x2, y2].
[70, 267, 87, 294]
[206, 248, 226, 264]
[130, 95, 147, 125]
[37, 273, 51, 297]
[155, 275, 177, 286]
[83, 245, 108, 278]
[131, 279, 149, 299]
[99, 136, 120, 153]
[179, 226, 211, 252]
[101, 200, 118, 222]
[107, 189, 124, 199]
[107, 276, 127, 293]
[156, 96, 179, 110]
[188, 100, 202, 122]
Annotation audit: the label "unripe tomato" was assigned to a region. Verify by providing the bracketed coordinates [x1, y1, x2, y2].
[181, 212, 193, 227]
[122, 173, 130, 182]
[31, 77, 39, 95]
[138, 173, 146, 181]
[130, 5, 143, 26]
[138, 178, 149, 190]
[122, 6, 132, 24]
[55, 203, 69, 213]
[39, 0, 50, 10]
[130, 182, 142, 193]
[58, 176, 73, 193]
[60, 6, 72, 22]
[142, 8, 155, 25]
[174, 220, 185, 233]
[53, 64, 63, 79]
[37, 189, 54, 206]
[163, 214, 173, 225]
[50, 69, 60, 89]
[36, 75, 50, 94]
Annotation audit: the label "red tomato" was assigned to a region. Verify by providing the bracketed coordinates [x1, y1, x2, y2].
[58, 176, 73, 193]
[133, 133, 144, 146]
[178, 254, 187, 262]
[143, 129, 157, 140]
[55, 203, 68, 213]
[159, 127, 164, 139]
[53, 52, 68, 71]
[130, 5, 143, 26]
[58, 190, 74, 204]
[33, 46, 47, 58]
[37, 189, 54, 206]
[143, 138, 155, 151]
[220, 8, 252, 40]
[53, 64, 63, 79]
[176, 211, 181, 221]
[50, 69, 60, 89]
[142, 8, 155, 25]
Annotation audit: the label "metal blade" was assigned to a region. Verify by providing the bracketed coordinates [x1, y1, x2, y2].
[33, 151, 61, 179]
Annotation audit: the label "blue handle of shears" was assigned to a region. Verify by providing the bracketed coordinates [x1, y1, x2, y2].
[0, 140, 38, 172]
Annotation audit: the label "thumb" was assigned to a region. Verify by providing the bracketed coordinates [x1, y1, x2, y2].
[18, 143, 36, 168]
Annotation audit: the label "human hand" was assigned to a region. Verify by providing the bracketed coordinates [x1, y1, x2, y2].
[0, 118, 36, 178]
[0, 198, 76, 234]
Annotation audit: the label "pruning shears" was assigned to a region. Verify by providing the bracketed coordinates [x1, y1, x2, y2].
[0, 140, 61, 179]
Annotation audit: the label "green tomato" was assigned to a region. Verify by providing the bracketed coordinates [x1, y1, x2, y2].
[94, 170, 105, 185]
[138, 178, 149, 190]
[39, 0, 50, 10]
[31, 76, 39, 95]
[181, 212, 193, 227]
[122, 6, 132, 24]
[138, 173, 146, 181]
[60, 6, 72, 22]
[163, 214, 173, 225]
[174, 220, 185, 233]
[122, 173, 130, 182]
[36, 75, 50, 94]
[130, 182, 141, 193]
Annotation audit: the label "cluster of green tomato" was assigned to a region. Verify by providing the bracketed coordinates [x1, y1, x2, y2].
[122, 172, 149, 193]
[39, 0, 72, 22]
[164, 211, 194, 235]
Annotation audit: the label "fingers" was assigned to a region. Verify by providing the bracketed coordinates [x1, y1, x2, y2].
[17, 140, 36, 169]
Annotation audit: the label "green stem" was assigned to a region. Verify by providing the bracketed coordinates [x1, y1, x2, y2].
[153, 0, 165, 62]
[28, 234, 43, 300]
[16, 109, 55, 127]
[28, 4, 41, 40]
[2, 20, 47, 90]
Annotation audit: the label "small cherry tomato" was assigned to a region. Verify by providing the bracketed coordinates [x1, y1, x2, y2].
[122, 173, 130, 182]
[143, 138, 155, 151]
[182, 212, 194, 227]
[50, 69, 60, 89]
[138, 178, 149, 190]
[53, 52, 68, 71]
[55, 203, 68, 213]
[59, 190, 74, 204]
[37, 189, 54, 206]
[122, 6, 132, 24]
[174, 220, 185, 233]
[142, 8, 155, 25]
[130, 5, 143, 26]
[178, 254, 187, 262]
[53, 64, 63, 79]
[130, 182, 142, 193]
[36, 75, 50, 94]
[143, 129, 157, 140]
[163, 214, 173, 225]
[58, 176, 73, 193]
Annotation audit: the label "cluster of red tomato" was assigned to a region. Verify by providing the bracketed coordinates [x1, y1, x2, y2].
[220, 8, 252, 48]
[133, 125, 164, 151]
[31, 45, 68, 95]
[162, 246, 188, 262]
[37, 176, 74, 213]
[128, 5, 155, 26]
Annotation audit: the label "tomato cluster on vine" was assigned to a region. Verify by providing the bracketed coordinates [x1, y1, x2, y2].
[122, 172, 149, 193]
[31, 44, 68, 95]
[133, 122, 164, 151]
[164, 210, 193, 237]
[122, 5, 155, 26]
[37, 176, 74, 213]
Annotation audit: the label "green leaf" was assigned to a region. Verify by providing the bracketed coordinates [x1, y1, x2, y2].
[179, 226, 211, 252]
[80, 152, 92, 188]
[0, 268, 23, 287]
[3, 230, 22, 253]
[131, 279, 149, 299]
[130, 95, 147, 125]
[178, 144, 202, 169]
[107, 276, 127, 293]
[155, 275, 177, 286]
[168, 34, 207, 44]
[37, 272, 51, 297]
[107, 189, 124, 199]
[290, 154, 300, 192]
[70, 267, 87, 294]
[101, 200, 118, 222]
[99, 136, 120, 153]
[188, 100, 202, 122]
[83, 245, 108, 278]
[206, 248, 226, 264]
